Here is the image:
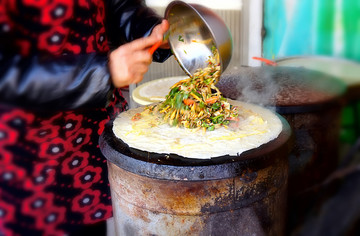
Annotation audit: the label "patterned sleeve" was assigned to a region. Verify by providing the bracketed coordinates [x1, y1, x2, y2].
[0, 53, 113, 111]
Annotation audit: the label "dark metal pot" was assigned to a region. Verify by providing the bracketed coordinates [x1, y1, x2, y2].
[100, 114, 292, 236]
[217, 66, 347, 195]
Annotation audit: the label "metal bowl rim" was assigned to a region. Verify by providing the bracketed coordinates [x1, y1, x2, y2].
[165, 0, 227, 75]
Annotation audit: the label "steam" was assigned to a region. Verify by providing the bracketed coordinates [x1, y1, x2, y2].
[217, 66, 280, 108]
[216, 65, 347, 112]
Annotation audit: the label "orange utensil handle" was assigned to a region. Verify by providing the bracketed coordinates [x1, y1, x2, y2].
[252, 57, 277, 66]
[148, 41, 163, 55]
[148, 31, 170, 55]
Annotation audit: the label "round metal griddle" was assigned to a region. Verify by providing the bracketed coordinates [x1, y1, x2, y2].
[217, 66, 347, 114]
[99, 115, 292, 181]
[275, 56, 360, 103]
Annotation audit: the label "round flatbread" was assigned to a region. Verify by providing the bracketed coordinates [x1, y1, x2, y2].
[132, 76, 187, 105]
[113, 100, 282, 159]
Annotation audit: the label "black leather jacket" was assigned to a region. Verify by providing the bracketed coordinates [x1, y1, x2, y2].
[0, 0, 170, 111]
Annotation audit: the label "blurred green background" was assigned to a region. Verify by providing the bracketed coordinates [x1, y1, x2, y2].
[263, 0, 360, 143]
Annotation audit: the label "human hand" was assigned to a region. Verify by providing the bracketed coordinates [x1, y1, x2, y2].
[108, 20, 170, 88]
[150, 19, 170, 49]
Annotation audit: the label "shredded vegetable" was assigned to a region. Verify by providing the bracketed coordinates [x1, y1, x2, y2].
[142, 49, 239, 131]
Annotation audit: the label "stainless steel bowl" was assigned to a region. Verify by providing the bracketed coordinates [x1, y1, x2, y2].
[165, 1, 233, 76]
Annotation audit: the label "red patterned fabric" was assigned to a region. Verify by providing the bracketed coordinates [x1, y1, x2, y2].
[0, 99, 127, 235]
[0, 0, 109, 56]
[0, 0, 128, 235]
[0, 101, 127, 234]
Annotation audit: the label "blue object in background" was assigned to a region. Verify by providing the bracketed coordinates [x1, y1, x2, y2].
[263, 0, 360, 62]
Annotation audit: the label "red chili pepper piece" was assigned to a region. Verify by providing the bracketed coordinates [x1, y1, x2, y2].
[252, 57, 277, 66]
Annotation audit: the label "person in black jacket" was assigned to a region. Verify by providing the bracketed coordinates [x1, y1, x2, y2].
[0, 0, 170, 235]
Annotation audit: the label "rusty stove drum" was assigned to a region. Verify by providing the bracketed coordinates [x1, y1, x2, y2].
[216, 66, 347, 231]
[100, 113, 292, 236]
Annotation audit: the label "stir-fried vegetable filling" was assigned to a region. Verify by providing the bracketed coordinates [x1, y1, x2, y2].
[142, 49, 239, 131]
